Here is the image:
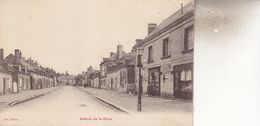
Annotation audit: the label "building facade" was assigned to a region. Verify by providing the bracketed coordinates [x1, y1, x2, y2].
[99, 45, 126, 90]
[136, 2, 194, 100]
[2, 49, 58, 94]
[5, 49, 31, 92]
[0, 49, 13, 95]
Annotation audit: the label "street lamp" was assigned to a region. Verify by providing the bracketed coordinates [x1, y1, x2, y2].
[137, 47, 144, 111]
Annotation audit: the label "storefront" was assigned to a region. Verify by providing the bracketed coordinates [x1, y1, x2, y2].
[173, 63, 193, 100]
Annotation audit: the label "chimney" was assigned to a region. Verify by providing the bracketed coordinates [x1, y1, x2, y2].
[20, 52, 22, 59]
[117, 45, 123, 59]
[110, 52, 115, 57]
[148, 23, 157, 34]
[15, 49, 21, 59]
[135, 39, 143, 45]
[0, 49, 3, 60]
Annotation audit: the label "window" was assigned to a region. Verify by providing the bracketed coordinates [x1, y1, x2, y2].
[184, 25, 194, 52]
[148, 46, 153, 63]
[173, 63, 193, 100]
[162, 38, 170, 58]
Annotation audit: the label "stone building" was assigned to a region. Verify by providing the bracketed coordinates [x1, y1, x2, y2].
[135, 2, 194, 100]
[5, 49, 31, 92]
[84, 66, 95, 87]
[89, 70, 100, 88]
[104, 46, 136, 93]
[4, 49, 56, 91]
[0, 49, 13, 95]
[99, 45, 126, 90]
[100, 56, 116, 89]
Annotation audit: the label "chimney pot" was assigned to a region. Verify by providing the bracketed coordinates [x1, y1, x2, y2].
[117, 45, 123, 59]
[20, 52, 22, 60]
[15, 49, 21, 59]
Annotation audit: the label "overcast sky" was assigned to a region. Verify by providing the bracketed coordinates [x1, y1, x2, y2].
[0, 0, 191, 75]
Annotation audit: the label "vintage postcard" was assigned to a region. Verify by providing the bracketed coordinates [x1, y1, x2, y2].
[1, 0, 193, 125]
[1, 0, 259, 126]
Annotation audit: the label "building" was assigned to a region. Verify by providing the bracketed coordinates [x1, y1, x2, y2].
[84, 66, 95, 87]
[103, 45, 136, 93]
[91, 70, 100, 88]
[58, 75, 75, 86]
[116, 52, 136, 93]
[100, 45, 126, 90]
[0, 49, 13, 95]
[100, 55, 117, 89]
[4, 49, 57, 92]
[135, 2, 194, 100]
[106, 69, 120, 90]
[5, 49, 31, 92]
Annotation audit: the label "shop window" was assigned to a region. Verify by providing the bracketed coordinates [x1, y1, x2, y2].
[173, 63, 193, 100]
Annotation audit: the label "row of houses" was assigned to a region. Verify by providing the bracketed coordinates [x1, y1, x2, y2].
[78, 2, 194, 100]
[0, 49, 60, 95]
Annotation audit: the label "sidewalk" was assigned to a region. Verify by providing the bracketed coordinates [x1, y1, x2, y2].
[0, 87, 61, 111]
[78, 86, 193, 113]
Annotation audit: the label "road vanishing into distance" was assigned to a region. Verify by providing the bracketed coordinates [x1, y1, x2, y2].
[0, 86, 125, 126]
[0, 86, 192, 126]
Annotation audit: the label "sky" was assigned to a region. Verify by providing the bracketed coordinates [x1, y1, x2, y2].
[0, 0, 191, 75]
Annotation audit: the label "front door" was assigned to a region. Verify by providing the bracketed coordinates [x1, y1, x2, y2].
[148, 67, 161, 96]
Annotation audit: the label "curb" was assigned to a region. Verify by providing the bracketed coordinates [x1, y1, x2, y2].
[9, 94, 45, 106]
[77, 87, 132, 114]
[9, 87, 62, 106]
[95, 96, 132, 114]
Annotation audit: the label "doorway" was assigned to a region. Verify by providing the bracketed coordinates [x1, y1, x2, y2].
[148, 67, 161, 96]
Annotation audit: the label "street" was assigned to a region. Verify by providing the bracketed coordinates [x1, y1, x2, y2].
[0, 86, 192, 126]
[0, 86, 124, 126]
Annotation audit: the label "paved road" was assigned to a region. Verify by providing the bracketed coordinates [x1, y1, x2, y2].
[0, 86, 192, 126]
[0, 86, 123, 126]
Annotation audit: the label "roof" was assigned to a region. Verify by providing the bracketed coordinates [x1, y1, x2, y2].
[5, 53, 36, 72]
[100, 49, 128, 66]
[124, 51, 135, 59]
[5, 54, 16, 64]
[136, 1, 194, 47]
[0, 59, 14, 74]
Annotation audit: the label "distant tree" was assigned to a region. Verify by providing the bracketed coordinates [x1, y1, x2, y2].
[75, 74, 84, 86]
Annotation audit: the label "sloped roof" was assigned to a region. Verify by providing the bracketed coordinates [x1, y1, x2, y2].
[0, 59, 14, 73]
[0, 64, 9, 73]
[137, 1, 194, 47]
[5, 53, 36, 72]
[5, 54, 16, 64]
[19, 59, 35, 71]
